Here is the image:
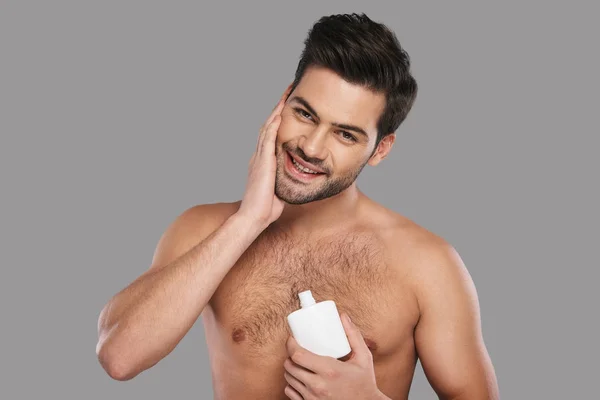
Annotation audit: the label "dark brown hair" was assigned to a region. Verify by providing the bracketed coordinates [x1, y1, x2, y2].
[289, 13, 418, 145]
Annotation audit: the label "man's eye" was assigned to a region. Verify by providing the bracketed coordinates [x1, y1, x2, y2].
[340, 131, 357, 142]
[296, 109, 312, 120]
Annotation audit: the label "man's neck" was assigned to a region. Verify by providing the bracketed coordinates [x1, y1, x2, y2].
[273, 184, 364, 236]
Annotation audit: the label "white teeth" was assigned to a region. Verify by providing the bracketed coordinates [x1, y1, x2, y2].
[291, 157, 319, 174]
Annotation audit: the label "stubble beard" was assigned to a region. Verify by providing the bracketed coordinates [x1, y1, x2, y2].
[273, 143, 368, 205]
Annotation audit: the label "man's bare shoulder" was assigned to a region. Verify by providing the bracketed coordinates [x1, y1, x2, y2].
[178, 200, 242, 228]
[165, 200, 243, 245]
[360, 198, 445, 251]
[362, 198, 461, 277]
[149, 200, 242, 271]
[363, 198, 471, 312]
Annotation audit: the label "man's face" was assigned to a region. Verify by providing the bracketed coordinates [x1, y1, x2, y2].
[274, 66, 388, 205]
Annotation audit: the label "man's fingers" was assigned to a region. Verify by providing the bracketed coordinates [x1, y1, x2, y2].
[256, 127, 265, 152]
[340, 313, 372, 364]
[284, 385, 303, 400]
[256, 84, 292, 155]
[285, 336, 336, 375]
[283, 357, 316, 387]
[263, 95, 286, 129]
[284, 372, 307, 399]
[257, 96, 283, 152]
[262, 84, 292, 131]
[259, 115, 281, 156]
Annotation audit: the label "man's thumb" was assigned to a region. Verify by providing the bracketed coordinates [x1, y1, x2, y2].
[341, 312, 371, 363]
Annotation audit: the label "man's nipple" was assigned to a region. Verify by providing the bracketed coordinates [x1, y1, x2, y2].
[231, 327, 246, 343]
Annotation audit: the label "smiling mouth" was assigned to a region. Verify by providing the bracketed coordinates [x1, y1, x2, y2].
[290, 157, 323, 174]
[285, 151, 326, 180]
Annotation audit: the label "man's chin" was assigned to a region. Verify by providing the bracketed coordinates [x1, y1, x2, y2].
[274, 191, 311, 205]
[274, 184, 317, 205]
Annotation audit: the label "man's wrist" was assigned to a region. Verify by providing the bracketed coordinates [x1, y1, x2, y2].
[229, 211, 268, 237]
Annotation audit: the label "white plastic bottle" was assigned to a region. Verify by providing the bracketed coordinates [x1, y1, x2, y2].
[286, 290, 351, 359]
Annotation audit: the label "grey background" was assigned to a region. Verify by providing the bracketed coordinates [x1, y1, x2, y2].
[1, 1, 598, 399]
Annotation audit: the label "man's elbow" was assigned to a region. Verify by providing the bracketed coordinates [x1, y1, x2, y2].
[96, 338, 140, 381]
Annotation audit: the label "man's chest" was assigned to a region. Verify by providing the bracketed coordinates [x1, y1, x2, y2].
[207, 228, 419, 359]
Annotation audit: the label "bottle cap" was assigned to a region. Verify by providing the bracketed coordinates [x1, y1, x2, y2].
[298, 290, 316, 308]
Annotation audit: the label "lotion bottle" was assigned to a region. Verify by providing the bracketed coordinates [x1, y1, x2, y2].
[286, 290, 351, 359]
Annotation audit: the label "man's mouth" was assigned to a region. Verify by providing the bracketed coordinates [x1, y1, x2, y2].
[291, 157, 322, 174]
[285, 151, 326, 180]
[287, 151, 325, 173]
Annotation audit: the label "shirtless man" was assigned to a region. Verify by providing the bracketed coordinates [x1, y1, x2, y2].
[96, 13, 499, 400]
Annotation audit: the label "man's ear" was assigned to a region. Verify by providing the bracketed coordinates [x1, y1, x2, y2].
[368, 134, 396, 166]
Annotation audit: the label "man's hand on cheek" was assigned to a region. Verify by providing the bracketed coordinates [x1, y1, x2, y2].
[283, 313, 385, 400]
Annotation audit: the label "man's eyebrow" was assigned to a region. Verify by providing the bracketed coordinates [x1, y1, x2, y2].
[289, 95, 369, 138]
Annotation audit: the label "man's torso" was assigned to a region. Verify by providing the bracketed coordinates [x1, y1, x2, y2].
[198, 200, 434, 400]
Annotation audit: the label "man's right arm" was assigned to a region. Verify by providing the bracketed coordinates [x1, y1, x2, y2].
[96, 83, 292, 381]
[95, 204, 265, 381]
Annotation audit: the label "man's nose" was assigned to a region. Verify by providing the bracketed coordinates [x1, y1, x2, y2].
[298, 128, 328, 160]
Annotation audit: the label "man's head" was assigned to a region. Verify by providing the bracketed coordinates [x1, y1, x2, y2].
[274, 13, 418, 205]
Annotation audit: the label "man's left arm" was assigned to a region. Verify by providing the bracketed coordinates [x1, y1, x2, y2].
[412, 242, 500, 400]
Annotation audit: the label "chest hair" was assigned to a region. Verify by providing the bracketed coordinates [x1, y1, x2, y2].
[213, 226, 398, 352]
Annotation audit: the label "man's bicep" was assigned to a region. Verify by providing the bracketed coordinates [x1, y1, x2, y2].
[413, 244, 499, 400]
